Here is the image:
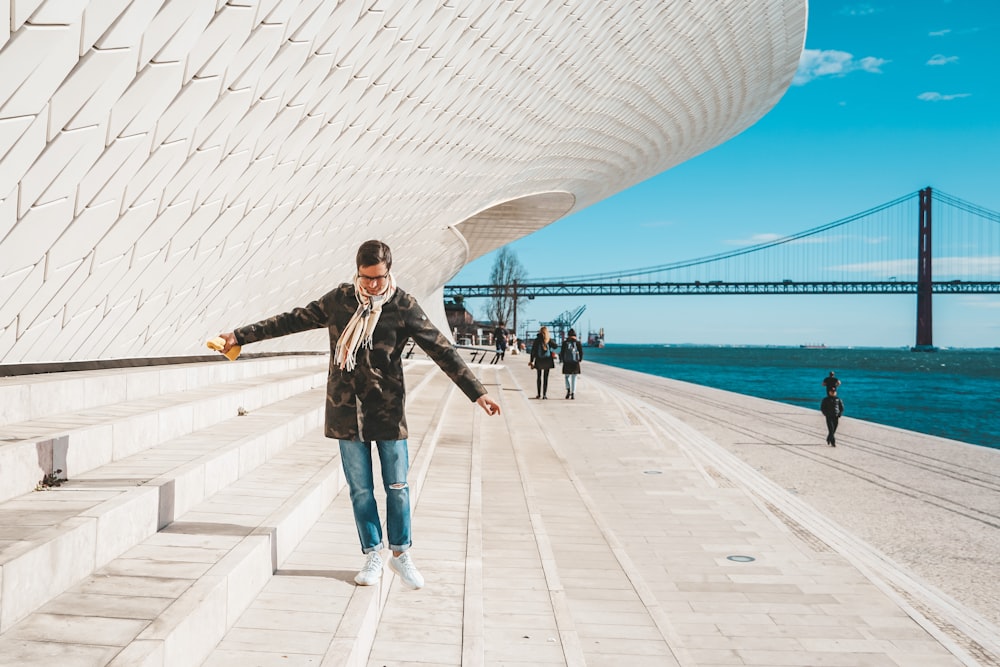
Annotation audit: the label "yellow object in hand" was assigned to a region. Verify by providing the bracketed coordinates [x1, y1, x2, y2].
[206, 336, 241, 361]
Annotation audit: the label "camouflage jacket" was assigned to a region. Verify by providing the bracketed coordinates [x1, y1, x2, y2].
[234, 284, 486, 441]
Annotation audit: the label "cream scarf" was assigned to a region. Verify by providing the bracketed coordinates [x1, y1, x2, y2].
[335, 273, 397, 371]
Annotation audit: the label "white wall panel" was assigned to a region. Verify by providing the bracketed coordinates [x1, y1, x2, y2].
[77, 133, 153, 215]
[19, 124, 103, 216]
[0, 23, 80, 118]
[11, 0, 44, 31]
[0, 261, 45, 343]
[1, 2, 9, 46]
[0, 0, 806, 364]
[142, 0, 211, 67]
[109, 61, 184, 138]
[122, 138, 188, 211]
[49, 47, 134, 133]
[100, 3, 162, 54]
[47, 200, 117, 271]
[187, 4, 255, 81]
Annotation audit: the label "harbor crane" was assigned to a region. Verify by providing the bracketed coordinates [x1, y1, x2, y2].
[540, 305, 586, 342]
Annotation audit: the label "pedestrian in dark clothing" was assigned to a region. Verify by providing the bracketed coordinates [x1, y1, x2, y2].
[821, 387, 844, 447]
[528, 325, 557, 399]
[822, 371, 841, 392]
[215, 240, 501, 590]
[493, 324, 508, 362]
[560, 328, 583, 399]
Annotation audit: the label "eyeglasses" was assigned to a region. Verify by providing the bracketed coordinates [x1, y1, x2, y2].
[357, 272, 389, 283]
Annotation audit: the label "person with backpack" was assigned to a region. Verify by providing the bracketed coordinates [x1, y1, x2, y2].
[528, 326, 558, 399]
[560, 328, 584, 399]
[820, 386, 845, 447]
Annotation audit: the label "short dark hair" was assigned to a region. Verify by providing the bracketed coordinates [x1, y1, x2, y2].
[356, 240, 392, 270]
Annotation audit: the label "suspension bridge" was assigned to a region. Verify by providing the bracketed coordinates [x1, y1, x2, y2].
[443, 188, 1000, 349]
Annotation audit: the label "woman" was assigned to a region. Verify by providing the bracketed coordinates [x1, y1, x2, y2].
[560, 328, 584, 399]
[216, 240, 501, 590]
[528, 325, 558, 399]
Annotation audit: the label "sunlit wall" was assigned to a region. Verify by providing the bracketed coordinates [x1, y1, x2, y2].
[0, 0, 806, 363]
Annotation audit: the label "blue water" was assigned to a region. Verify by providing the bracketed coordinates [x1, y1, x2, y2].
[585, 345, 1000, 449]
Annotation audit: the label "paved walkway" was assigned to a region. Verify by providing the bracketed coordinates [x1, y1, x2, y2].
[2, 352, 997, 665]
[200, 355, 999, 666]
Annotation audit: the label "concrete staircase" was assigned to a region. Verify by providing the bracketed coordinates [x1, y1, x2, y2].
[0, 355, 352, 665]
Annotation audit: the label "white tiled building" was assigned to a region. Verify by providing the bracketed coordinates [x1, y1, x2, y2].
[0, 1, 807, 364]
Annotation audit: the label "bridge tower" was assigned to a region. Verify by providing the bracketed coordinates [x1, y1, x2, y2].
[914, 187, 935, 350]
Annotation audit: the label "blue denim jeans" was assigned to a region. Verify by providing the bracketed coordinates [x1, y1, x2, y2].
[338, 439, 411, 553]
[564, 373, 578, 394]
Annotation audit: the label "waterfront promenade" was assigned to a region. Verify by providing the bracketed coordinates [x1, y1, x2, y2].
[0, 353, 997, 665]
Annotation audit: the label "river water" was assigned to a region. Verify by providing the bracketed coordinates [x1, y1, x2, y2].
[583, 345, 1000, 450]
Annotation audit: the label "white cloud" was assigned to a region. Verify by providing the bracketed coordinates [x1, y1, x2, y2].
[918, 91, 971, 101]
[793, 49, 888, 85]
[959, 296, 1000, 309]
[927, 54, 959, 66]
[725, 233, 784, 246]
[834, 259, 914, 276]
[929, 29, 952, 37]
[839, 4, 878, 16]
[857, 56, 887, 73]
[725, 233, 841, 247]
[834, 256, 1000, 276]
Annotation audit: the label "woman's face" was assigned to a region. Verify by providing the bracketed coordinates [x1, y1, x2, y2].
[358, 262, 390, 294]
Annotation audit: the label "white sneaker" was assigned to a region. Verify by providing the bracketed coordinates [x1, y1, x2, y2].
[388, 552, 425, 589]
[354, 551, 383, 586]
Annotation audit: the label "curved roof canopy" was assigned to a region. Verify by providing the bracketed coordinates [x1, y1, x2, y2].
[0, 1, 807, 363]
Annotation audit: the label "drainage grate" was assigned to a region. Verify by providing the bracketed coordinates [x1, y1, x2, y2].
[726, 555, 756, 563]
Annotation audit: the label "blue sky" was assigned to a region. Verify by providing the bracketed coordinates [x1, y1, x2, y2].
[453, 0, 1000, 348]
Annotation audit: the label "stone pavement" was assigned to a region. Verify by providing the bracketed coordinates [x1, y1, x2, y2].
[1, 353, 997, 666]
[203, 355, 999, 666]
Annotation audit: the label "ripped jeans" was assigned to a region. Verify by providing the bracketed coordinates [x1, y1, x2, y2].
[338, 439, 411, 553]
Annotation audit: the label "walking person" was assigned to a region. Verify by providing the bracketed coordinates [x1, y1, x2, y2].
[528, 325, 557, 399]
[560, 328, 584, 399]
[214, 240, 501, 589]
[493, 323, 508, 363]
[822, 371, 841, 392]
[821, 387, 845, 447]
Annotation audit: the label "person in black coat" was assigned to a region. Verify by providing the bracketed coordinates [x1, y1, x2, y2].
[528, 325, 557, 399]
[560, 328, 584, 399]
[493, 324, 508, 363]
[217, 240, 501, 590]
[820, 387, 845, 447]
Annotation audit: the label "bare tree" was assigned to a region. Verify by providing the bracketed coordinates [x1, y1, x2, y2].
[485, 247, 527, 330]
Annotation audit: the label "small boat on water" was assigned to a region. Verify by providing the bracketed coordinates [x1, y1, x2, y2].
[587, 328, 605, 348]
[799, 343, 827, 349]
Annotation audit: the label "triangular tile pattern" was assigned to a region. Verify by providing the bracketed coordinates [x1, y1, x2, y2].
[0, 0, 806, 364]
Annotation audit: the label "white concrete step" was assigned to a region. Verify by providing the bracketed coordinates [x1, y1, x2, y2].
[0, 428, 345, 666]
[0, 360, 329, 504]
[0, 389, 325, 633]
[0, 355, 324, 428]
